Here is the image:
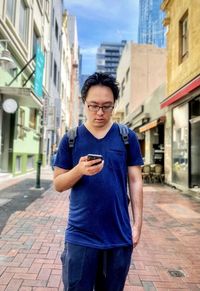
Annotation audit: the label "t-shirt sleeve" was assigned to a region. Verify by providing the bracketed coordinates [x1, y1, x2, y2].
[127, 129, 144, 167]
[54, 133, 73, 170]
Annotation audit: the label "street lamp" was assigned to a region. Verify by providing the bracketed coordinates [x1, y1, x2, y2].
[0, 39, 16, 70]
[35, 110, 44, 189]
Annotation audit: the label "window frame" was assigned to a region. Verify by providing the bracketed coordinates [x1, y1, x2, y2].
[179, 10, 188, 63]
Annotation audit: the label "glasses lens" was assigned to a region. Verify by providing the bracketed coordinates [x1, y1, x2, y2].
[103, 106, 114, 112]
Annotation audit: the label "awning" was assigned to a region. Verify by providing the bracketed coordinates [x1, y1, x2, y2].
[0, 86, 43, 109]
[161, 75, 200, 109]
[139, 116, 165, 133]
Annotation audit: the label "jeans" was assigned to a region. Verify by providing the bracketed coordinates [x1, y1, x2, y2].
[60, 242, 133, 291]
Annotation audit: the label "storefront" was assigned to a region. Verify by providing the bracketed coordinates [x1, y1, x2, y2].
[161, 75, 200, 190]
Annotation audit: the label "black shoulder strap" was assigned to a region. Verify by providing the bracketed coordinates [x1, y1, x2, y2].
[67, 127, 78, 148]
[118, 123, 129, 145]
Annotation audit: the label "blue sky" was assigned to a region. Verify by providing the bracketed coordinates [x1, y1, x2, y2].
[64, 0, 139, 75]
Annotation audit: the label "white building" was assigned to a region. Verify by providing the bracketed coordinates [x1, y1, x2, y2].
[0, 0, 51, 176]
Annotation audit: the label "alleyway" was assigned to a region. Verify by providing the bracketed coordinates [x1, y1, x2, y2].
[0, 168, 200, 290]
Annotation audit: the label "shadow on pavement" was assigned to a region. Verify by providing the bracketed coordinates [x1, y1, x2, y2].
[0, 178, 52, 234]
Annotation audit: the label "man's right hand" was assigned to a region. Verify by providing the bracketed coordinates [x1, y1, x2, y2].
[77, 156, 104, 176]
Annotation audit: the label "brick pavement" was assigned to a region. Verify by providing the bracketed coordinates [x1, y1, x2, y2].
[0, 171, 200, 290]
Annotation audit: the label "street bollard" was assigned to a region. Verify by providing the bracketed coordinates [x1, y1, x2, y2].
[35, 160, 42, 189]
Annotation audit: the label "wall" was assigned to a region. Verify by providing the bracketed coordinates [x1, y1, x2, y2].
[164, 0, 200, 96]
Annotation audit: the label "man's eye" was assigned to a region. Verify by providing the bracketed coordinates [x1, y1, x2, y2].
[91, 105, 99, 109]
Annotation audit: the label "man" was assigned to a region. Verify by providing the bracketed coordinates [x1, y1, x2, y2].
[54, 72, 143, 291]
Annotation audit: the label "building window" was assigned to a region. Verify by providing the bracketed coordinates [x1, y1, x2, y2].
[57, 71, 60, 91]
[179, 11, 188, 63]
[53, 60, 57, 85]
[18, 0, 28, 44]
[29, 109, 37, 129]
[50, 52, 53, 77]
[172, 104, 188, 186]
[121, 79, 125, 97]
[16, 156, 22, 173]
[52, 8, 54, 27]
[55, 20, 58, 40]
[18, 108, 25, 139]
[45, 0, 49, 15]
[125, 103, 129, 116]
[33, 27, 40, 57]
[126, 68, 130, 82]
[6, 0, 16, 23]
[27, 155, 34, 170]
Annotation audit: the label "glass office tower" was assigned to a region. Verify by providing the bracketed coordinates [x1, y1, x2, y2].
[138, 0, 166, 48]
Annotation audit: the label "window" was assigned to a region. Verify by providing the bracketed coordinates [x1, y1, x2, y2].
[57, 71, 60, 91]
[6, 0, 16, 23]
[18, 0, 28, 44]
[125, 103, 129, 116]
[121, 79, 125, 97]
[126, 68, 130, 82]
[52, 8, 54, 27]
[172, 104, 188, 186]
[18, 108, 25, 139]
[45, 0, 50, 15]
[33, 27, 40, 57]
[16, 156, 22, 172]
[55, 20, 58, 40]
[29, 109, 37, 129]
[179, 11, 188, 62]
[53, 60, 57, 85]
[27, 155, 34, 170]
[50, 52, 53, 77]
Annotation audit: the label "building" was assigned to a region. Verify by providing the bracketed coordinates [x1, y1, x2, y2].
[78, 74, 89, 125]
[46, 0, 63, 160]
[67, 15, 79, 129]
[0, 0, 51, 176]
[114, 42, 166, 162]
[138, 0, 166, 48]
[161, 0, 200, 192]
[96, 41, 126, 78]
[60, 10, 72, 137]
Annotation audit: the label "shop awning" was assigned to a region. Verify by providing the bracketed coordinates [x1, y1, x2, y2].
[139, 116, 165, 133]
[0, 86, 43, 109]
[160, 75, 200, 109]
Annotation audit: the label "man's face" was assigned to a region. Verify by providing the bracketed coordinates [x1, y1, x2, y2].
[85, 85, 115, 128]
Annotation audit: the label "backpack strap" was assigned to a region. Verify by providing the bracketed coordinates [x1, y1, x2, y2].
[118, 123, 129, 145]
[67, 127, 78, 148]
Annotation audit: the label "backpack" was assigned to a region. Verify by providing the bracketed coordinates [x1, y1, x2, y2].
[67, 123, 129, 149]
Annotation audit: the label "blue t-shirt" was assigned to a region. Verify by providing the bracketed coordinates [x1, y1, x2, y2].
[55, 123, 143, 249]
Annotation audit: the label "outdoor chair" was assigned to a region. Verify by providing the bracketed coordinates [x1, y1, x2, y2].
[151, 164, 164, 183]
[142, 165, 151, 183]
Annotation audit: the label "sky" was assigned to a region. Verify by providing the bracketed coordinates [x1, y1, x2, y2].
[64, 0, 139, 75]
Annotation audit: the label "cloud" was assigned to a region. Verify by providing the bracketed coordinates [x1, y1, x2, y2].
[80, 46, 98, 56]
[64, 0, 140, 74]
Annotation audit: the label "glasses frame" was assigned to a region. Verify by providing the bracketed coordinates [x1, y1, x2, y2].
[85, 102, 114, 113]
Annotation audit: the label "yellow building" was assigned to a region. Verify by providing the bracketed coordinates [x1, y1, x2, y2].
[161, 0, 200, 191]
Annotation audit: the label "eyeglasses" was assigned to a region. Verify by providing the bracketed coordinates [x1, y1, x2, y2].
[86, 102, 114, 113]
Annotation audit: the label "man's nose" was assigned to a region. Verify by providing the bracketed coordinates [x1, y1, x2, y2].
[97, 107, 104, 114]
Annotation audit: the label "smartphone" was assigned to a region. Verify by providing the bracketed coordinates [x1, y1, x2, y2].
[87, 154, 103, 165]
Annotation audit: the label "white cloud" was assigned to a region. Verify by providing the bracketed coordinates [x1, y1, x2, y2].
[80, 46, 98, 56]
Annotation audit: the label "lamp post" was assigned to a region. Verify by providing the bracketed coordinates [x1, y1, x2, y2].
[0, 39, 16, 70]
[35, 110, 44, 189]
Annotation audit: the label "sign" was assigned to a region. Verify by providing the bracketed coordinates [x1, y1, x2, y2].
[34, 45, 45, 97]
[2, 98, 18, 113]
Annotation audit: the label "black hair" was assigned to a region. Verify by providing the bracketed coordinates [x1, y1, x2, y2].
[81, 72, 119, 103]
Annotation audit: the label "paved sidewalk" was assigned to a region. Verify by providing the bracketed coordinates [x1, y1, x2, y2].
[0, 175, 200, 290]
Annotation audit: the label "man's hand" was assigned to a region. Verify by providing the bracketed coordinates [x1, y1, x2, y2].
[77, 156, 104, 176]
[133, 224, 142, 248]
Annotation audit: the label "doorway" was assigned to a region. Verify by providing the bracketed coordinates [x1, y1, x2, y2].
[189, 97, 200, 188]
